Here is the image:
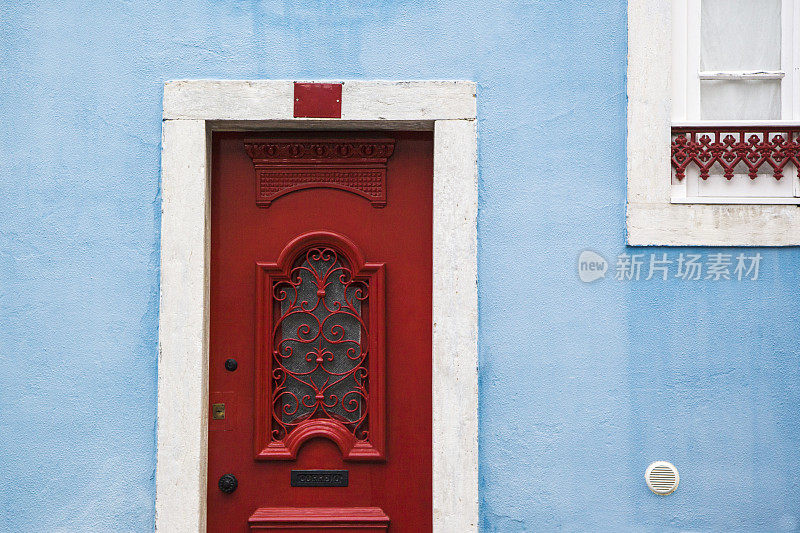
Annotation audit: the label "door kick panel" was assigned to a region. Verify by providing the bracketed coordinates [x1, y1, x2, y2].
[248, 507, 389, 531]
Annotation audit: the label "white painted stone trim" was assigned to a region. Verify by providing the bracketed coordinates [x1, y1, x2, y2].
[627, 0, 800, 245]
[163, 80, 476, 121]
[432, 119, 478, 530]
[157, 80, 478, 532]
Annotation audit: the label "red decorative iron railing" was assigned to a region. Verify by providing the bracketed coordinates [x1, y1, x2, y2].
[671, 126, 800, 181]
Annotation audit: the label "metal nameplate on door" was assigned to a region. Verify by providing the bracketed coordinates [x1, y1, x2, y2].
[290, 470, 349, 487]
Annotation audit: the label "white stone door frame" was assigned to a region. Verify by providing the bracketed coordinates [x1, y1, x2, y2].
[156, 80, 478, 532]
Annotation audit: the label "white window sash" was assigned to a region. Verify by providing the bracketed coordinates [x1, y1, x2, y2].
[787, 0, 800, 120]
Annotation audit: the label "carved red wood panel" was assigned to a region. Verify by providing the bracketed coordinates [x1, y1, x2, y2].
[255, 231, 386, 461]
[244, 139, 395, 207]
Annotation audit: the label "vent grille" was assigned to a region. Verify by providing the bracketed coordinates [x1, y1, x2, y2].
[645, 461, 679, 495]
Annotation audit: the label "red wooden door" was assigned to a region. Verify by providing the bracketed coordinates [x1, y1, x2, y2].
[208, 131, 433, 532]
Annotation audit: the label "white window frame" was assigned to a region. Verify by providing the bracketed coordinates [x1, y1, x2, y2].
[628, 0, 800, 245]
[155, 80, 478, 532]
[670, 0, 800, 205]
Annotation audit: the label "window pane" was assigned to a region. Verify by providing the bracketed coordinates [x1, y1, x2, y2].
[701, 80, 781, 120]
[701, 0, 781, 71]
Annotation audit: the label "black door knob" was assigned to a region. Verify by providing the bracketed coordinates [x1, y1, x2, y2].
[224, 358, 238, 372]
[218, 474, 238, 494]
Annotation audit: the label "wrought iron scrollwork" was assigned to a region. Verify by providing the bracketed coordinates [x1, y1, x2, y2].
[271, 247, 370, 443]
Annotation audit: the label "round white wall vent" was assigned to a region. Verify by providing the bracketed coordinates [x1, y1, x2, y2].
[645, 461, 679, 495]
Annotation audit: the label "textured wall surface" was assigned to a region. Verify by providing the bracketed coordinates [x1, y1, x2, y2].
[0, 1, 798, 531]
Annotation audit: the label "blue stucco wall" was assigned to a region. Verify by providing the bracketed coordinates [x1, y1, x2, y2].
[1, 1, 798, 531]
